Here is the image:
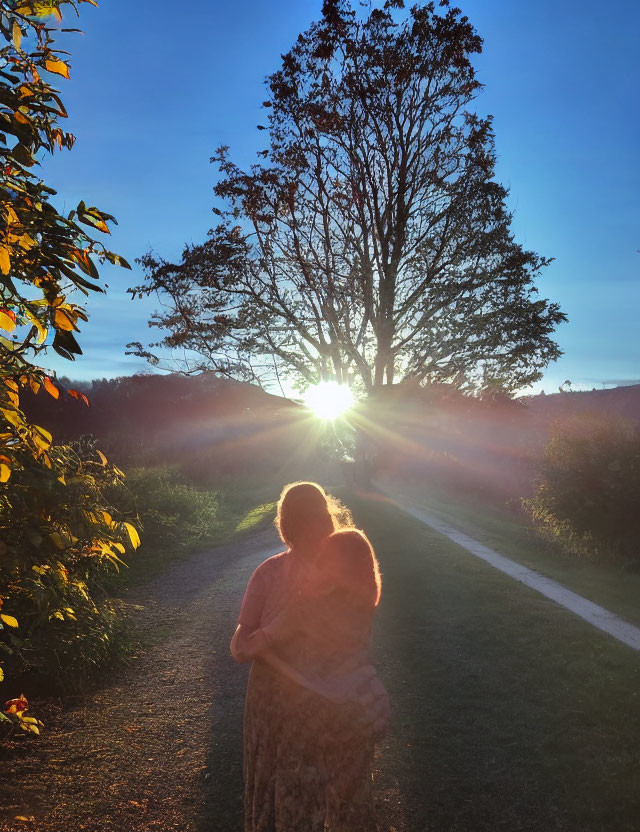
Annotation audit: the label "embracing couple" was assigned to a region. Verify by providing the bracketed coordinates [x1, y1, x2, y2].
[231, 481, 389, 832]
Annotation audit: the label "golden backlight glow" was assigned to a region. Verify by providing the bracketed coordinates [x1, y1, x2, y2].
[304, 382, 355, 420]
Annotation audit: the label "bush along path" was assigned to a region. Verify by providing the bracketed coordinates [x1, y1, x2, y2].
[2, 493, 640, 831]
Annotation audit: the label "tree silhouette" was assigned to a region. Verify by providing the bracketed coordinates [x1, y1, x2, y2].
[131, 0, 566, 398]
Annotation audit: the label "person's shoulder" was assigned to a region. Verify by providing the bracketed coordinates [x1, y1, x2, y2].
[254, 549, 290, 577]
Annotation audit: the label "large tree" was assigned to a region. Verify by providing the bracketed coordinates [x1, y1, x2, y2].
[130, 0, 566, 397]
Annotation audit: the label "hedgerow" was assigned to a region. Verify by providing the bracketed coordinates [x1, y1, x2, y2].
[523, 415, 640, 567]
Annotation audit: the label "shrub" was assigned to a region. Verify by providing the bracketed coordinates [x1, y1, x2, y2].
[523, 415, 640, 566]
[0, 435, 140, 716]
[108, 467, 223, 567]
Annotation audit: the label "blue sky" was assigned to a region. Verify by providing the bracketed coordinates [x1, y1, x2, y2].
[41, 0, 639, 393]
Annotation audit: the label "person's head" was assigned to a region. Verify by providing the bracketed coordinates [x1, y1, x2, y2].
[319, 529, 382, 609]
[276, 481, 347, 553]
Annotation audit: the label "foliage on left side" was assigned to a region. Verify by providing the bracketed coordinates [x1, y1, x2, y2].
[0, 0, 137, 737]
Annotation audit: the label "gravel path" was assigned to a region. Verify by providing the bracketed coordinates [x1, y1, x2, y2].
[0, 530, 282, 832]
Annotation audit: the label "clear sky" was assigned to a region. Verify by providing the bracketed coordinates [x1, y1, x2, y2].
[41, 0, 639, 393]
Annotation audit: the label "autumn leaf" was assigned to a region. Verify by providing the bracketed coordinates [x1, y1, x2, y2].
[0, 247, 10, 276]
[43, 376, 59, 399]
[54, 307, 78, 331]
[45, 59, 70, 79]
[1, 614, 19, 628]
[5, 695, 28, 715]
[68, 389, 90, 406]
[1, 408, 23, 429]
[12, 20, 22, 50]
[32, 424, 52, 451]
[25, 310, 48, 344]
[0, 309, 16, 332]
[124, 522, 141, 550]
[50, 532, 65, 550]
[0, 463, 10, 483]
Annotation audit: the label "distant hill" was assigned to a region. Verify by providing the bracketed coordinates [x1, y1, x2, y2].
[21, 372, 303, 467]
[522, 384, 640, 426]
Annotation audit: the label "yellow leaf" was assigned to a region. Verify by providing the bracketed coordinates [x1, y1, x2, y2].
[97, 450, 108, 465]
[0, 667, 3, 681]
[102, 510, 112, 525]
[54, 307, 77, 331]
[12, 20, 22, 50]
[1, 614, 18, 628]
[45, 59, 70, 79]
[19, 234, 37, 250]
[32, 425, 52, 450]
[0, 463, 10, 483]
[57, 474, 66, 485]
[14, 111, 31, 125]
[26, 724, 40, 734]
[0, 310, 16, 332]
[0, 246, 10, 276]
[124, 522, 141, 550]
[1, 408, 23, 429]
[4, 204, 19, 224]
[113, 542, 125, 554]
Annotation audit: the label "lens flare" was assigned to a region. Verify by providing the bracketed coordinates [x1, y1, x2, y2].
[304, 381, 354, 420]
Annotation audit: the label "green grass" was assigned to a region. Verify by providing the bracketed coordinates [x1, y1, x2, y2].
[348, 493, 640, 831]
[380, 476, 640, 630]
[105, 468, 280, 587]
[234, 501, 278, 535]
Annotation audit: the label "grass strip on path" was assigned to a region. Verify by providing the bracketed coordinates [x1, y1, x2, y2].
[351, 491, 640, 832]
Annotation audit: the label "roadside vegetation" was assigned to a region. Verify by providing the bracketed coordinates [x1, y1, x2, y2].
[524, 414, 640, 568]
[0, 0, 136, 734]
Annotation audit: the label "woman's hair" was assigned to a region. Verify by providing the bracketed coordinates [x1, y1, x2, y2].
[275, 481, 350, 551]
[321, 529, 382, 609]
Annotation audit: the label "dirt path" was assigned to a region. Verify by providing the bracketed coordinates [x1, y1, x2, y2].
[3, 495, 639, 830]
[0, 530, 282, 832]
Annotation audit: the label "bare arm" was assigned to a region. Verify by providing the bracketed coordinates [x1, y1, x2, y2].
[230, 624, 270, 663]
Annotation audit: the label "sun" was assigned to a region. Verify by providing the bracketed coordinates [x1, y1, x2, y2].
[304, 381, 355, 420]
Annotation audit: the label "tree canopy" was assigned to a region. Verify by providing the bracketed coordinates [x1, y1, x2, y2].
[131, 0, 566, 397]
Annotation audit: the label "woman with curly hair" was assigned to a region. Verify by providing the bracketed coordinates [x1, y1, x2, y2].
[231, 481, 387, 832]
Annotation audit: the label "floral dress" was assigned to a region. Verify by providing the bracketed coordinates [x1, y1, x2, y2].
[238, 550, 378, 832]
